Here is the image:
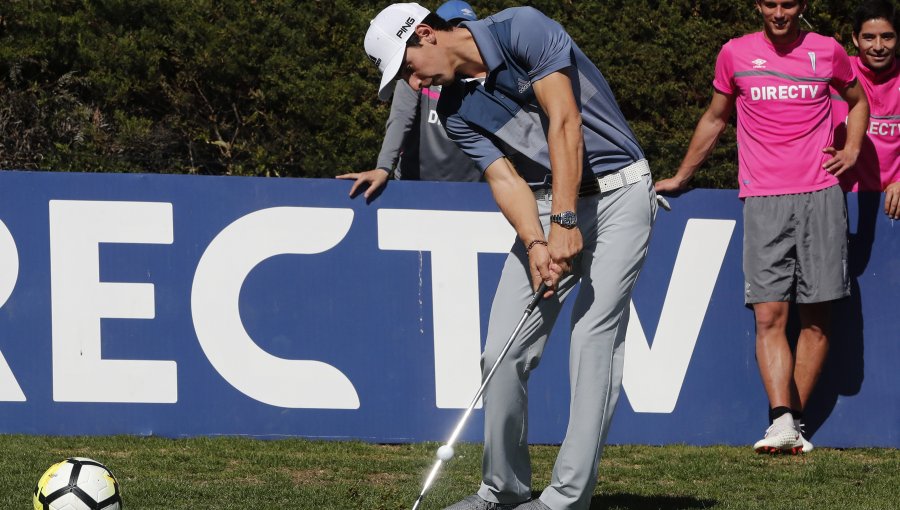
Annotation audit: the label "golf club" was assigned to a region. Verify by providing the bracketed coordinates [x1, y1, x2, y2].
[410, 282, 548, 510]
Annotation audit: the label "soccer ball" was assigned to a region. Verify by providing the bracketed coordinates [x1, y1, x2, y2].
[33, 457, 122, 510]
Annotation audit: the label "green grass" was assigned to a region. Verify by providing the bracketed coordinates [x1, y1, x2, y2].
[9, 435, 898, 509]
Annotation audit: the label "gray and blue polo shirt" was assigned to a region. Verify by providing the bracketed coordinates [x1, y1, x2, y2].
[437, 7, 644, 187]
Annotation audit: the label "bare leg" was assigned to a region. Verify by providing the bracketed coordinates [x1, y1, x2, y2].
[792, 302, 831, 412]
[753, 302, 793, 409]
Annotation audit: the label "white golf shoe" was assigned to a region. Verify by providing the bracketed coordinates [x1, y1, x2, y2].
[795, 419, 814, 453]
[753, 420, 803, 454]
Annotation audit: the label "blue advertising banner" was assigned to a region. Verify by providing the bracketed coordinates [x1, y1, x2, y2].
[0, 171, 895, 447]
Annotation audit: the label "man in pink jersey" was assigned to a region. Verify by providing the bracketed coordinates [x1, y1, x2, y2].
[656, 0, 870, 454]
[837, 0, 900, 219]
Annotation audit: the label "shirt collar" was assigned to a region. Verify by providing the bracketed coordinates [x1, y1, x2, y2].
[853, 55, 898, 84]
[760, 30, 807, 54]
[459, 18, 504, 73]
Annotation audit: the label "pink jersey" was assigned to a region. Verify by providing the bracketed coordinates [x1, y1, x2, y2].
[713, 32, 855, 197]
[836, 57, 900, 192]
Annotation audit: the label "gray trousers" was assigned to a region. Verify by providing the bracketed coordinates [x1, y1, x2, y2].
[477, 175, 656, 510]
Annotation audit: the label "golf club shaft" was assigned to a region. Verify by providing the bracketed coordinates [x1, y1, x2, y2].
[410, 283, 547, 510]
[445, 283, 545, 448]
[410, 459, 443, 510]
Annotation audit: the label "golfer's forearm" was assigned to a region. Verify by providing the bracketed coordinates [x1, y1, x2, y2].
[546, 113, 583, 214]
[534, 70, 583, 214]
[485, 159, 544, 245]
[493, 184, 544, 244]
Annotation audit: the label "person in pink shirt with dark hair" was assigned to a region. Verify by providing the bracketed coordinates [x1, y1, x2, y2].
[656, 0, 870, 454]
[836, 0, 900, 219]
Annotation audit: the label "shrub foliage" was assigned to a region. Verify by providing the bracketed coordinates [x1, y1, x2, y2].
[0, 0, 861, 186]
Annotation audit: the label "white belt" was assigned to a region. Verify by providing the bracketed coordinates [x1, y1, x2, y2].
[533, 159, 650, 201]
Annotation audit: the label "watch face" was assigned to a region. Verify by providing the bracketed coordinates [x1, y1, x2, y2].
[552, 211, 577, 228]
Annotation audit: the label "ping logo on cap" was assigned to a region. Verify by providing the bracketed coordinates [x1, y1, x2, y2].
[396, 16, 416, 38]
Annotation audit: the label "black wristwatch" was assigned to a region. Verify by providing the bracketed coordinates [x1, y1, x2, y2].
[550, 210, 577, 229]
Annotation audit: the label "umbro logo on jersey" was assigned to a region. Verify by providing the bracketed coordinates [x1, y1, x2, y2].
[752, 58, 767, 69]
[808, 52, 817, 72]
[517, 78, 532, 93]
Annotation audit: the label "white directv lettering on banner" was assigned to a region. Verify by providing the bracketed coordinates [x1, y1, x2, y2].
[49, 200, 177, 403]
[191, 206, 360, 409]
[11, 203, 522, 409]
[18, 199, 730, 414]
[623, 219, 735, 413]
[378, 209, 516, 409]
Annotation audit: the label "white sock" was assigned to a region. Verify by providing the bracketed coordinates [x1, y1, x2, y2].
[773, 412, 795, 428]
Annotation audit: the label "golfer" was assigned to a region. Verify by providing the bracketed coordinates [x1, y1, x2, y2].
[365, 4, 657, 509]
[656, 0, 869, 454]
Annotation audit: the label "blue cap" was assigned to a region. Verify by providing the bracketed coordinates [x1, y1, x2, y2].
[436, 0, 478, 22]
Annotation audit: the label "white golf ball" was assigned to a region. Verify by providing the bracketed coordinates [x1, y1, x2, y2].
[437, 445, 455, 461]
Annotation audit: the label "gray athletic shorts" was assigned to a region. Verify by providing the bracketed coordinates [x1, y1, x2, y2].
[743, 184, 849, 305]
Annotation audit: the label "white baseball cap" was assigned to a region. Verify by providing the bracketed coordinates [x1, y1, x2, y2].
[364, 3, 431, 100]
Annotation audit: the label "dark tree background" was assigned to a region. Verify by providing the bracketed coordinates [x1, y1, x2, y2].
[0, 0, 861, 187]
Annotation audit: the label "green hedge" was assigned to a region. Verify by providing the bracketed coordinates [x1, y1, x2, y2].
[0, 0, 860, 187]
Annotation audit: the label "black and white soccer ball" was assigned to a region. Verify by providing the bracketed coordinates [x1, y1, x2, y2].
[33, 457, 122, 510]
